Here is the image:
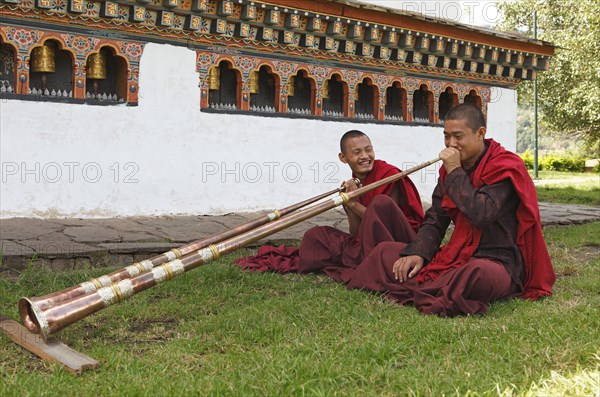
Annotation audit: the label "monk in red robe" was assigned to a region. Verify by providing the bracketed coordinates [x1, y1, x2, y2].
[297, 130, 423, 281]
[346, 104, 556, 316]
[235, 130, 424, 277]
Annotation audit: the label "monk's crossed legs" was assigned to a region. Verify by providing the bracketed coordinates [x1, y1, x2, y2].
[347, 242, 513, 316]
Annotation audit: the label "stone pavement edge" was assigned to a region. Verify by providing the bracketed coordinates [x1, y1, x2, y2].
[1, 203, 599, 276]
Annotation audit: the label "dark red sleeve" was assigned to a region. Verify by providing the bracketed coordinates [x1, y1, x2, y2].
[444, 168, 517, 229]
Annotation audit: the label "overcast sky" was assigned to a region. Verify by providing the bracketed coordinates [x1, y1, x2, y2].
[360, 1, 503, 28]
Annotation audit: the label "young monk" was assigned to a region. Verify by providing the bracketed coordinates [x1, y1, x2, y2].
[296, 130, 423, 282]
[345, 104, 556, 316]
[235, 130, 424, 277]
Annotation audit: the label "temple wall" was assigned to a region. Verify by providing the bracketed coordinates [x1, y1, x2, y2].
[487, 86, 518, 152]
[0, 43, 517, 218]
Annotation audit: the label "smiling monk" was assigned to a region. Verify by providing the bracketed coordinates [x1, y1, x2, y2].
[235, 130, 424, 279]
[297, 130, 424, 282]
[345, 104, 556, 316]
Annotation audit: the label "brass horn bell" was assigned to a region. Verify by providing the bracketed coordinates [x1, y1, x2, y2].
[31, 44, 56, 73]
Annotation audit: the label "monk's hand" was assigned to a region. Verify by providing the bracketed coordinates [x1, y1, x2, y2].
[342, 178, 361, 192]
[393, 255, 424, 283]
[439, 147, 461, 174]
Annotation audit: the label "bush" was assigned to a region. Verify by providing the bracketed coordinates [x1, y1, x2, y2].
[518, 151, 586, 172]
[540, 153, 585, 172]
[520, 150, 534, 169]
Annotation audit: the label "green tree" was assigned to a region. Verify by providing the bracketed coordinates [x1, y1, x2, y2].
[516, 105, 534, 153]
[498, 0, 600, 156]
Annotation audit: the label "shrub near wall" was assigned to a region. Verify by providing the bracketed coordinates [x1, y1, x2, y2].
[521, 150, 534, 169]
[520, 151, 588, 172]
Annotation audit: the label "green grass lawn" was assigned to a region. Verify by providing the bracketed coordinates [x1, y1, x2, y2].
[1, 222, 599, 396]
[531, 171, 600, 205]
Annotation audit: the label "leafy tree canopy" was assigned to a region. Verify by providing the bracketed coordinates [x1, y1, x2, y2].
[497, 0, 600, 155]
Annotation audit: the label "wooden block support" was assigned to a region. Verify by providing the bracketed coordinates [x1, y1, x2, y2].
[0, 315, 99, 375]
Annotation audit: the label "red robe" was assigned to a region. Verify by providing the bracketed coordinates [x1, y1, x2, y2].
[235, 159, 423, 274]
[356, 160, 424, 232]
[416, 139, 555, 300]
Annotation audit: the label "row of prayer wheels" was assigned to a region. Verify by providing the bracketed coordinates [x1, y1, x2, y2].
[30, 42, 107, 79]
[208, 66, 330, 98]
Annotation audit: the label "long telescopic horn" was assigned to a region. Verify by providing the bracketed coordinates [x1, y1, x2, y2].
[19, 186, 344, 326]
[19, 158, 439, 339]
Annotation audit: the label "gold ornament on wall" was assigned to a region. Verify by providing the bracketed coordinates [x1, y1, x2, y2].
[249, 71, 259, 94]
[31, 43, 56, 90]
[209, 66, 221, 90]
[86, 50, 107, 95]
[287, 76, 295, 96]
[86, 52, 107, 80]
[321, 81, 329, 99]
[31, 44, 56, 74]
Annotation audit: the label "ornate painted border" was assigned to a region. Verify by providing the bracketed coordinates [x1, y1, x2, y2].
[197, 50, 490, 123]
[0, 25, 144, 102]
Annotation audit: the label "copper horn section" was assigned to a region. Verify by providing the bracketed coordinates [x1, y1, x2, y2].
[18, 186, 343, 332]
[19, 158, 439, 339]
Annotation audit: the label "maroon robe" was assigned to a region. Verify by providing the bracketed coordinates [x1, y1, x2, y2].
[234, 160, 424, 275]
[298, 195, 417, 282]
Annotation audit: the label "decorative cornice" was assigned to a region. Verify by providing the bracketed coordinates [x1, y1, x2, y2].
[0, 0, 546, 84]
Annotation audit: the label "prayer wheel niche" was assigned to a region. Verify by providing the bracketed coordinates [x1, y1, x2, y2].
[250, 66, 276, 111]
[208, 62, 239, 109]
[0, 43, 17, 93]
[86, 51, 107, 95]
[29, 40, 73, 96]
[85, 48, 126, 101]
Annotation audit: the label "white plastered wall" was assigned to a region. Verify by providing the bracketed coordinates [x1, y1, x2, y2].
[0, 43, 517, 218]
[486, 86, 518, 152]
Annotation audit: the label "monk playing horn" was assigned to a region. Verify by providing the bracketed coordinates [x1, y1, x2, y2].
[346, 104, 556, 316]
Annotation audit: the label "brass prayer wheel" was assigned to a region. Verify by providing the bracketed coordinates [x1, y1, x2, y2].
[86, 52, 107, 80]
[249, 70, 259, 94]
[287, 76, 295, 97]
[208, 66, 220, 90]
[31, 44, 56, 73]
[321, 81, 329, 99]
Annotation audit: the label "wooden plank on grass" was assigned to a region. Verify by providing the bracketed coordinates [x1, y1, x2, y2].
[0, 315, 99, 375]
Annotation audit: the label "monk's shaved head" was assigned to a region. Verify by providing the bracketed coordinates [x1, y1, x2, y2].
[340, 130, 370, 153]
[445, 104, 486, 132]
